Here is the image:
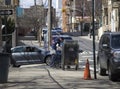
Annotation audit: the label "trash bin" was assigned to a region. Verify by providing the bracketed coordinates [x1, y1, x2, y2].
[61, 40, 79, 70]
[0, 53, 10, 83]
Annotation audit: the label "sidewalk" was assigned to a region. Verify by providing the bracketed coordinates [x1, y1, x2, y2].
[0, 64, 117, 89]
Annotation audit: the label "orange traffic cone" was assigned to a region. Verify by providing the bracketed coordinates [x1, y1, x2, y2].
[83, 59, 92, 80]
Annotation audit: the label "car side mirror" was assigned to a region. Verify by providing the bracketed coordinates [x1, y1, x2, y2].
[78, 49, 83, 53]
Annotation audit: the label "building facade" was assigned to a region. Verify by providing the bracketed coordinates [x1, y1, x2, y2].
[98, 0, 120, 39]
[62, 0, 102, 33]
[56, 0, 62, 9]
[56, 0, 62, 28]
[62, 0, 68, 32]
[102, 0, 120, 32]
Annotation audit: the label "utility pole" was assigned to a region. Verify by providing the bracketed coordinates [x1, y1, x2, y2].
[92, 0, 97, 79]
[0, 16, 2, 52]
[0, 1, 2, 51]
[73, 0, 76, 32]
[34, 0, 37, 15]
[81, 0, 84, 36]
[39, 0, 44, 47]
[13, 0, 19, 47]
[34, 0, 37, 39]
[48, 0, 52, 50]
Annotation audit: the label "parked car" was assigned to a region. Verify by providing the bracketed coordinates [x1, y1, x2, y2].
[60, 35, 73, 40]
[52, 27, 63, 34]
[10, 45, 55, 67]
[97, 31, 120, 81]
[51, 35, 73, 47]
[51, 30, 60, 35]
[42, 28, 61, 41]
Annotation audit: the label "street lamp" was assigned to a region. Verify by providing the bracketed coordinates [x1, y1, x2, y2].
[81, 0, 85, 36]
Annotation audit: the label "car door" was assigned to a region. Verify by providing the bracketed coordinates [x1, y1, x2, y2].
[11, 46, 27, 65]
[28, 47, 44, 64]
[23, 46, 32, 64]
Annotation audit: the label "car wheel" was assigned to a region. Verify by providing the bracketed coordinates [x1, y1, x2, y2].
[13, 63, 21, 67]
[108, 63, 117, 81]
[97, 60, 106, 76]
[45, 56, 52, 66]
[11, 59, 21, 67]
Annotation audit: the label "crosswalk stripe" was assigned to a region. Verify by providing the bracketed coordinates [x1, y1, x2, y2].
[80, 51, 98, 55]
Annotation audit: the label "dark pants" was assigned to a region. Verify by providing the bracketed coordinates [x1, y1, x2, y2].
[50, 51, 61, 67]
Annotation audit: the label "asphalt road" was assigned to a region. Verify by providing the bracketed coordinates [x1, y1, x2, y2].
[72, 36, 99, 71]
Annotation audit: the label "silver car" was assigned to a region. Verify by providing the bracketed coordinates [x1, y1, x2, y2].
[10, 46, 54, 67]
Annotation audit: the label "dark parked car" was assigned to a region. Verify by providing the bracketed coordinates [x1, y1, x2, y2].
[51, 30, 60, 35]
[10, 46, 55, 67]
[52, 27, 63, 34]
[97, 32, 120, 81]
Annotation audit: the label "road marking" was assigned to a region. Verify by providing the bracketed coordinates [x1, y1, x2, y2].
[82, 55, 93, 57]
[80, 51, 98, 55]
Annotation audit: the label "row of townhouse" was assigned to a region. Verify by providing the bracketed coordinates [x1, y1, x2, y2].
[62, 0, 120, 39]
[98, 0, 120, 39]
[62, 0, 102, 34]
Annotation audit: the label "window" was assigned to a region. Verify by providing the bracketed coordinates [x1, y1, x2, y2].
[25, 47, 31, 52]
[12, 47, 25, 53]
[111, 35, 120, 49]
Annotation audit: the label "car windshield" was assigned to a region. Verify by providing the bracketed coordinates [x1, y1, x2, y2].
[51, 31, 59, 35]
[63, 37, 72, 40]
[111, 35, 120, 49]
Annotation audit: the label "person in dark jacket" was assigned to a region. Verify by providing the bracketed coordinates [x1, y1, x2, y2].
[50, 37, 64, 67]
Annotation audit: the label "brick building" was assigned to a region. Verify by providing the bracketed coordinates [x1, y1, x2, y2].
[102, 0, 120, 32]
[98, 0, 120, 39]
[62, 0, 102, 33]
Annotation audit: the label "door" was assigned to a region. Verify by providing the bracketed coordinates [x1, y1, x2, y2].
[27, 47, 43, 64]
[12, 46, 27, 65]
[24, 46, 32, 64]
